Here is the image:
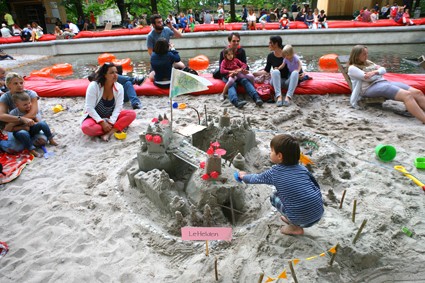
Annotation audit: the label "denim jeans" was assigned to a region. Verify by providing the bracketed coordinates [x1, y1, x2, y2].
[270, 69, 299, 99]
[13, 121, 53, 150]
[117, 75, 141, 106]
[225, 77, 260, 107]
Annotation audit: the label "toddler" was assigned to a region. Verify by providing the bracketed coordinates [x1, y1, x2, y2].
[238, 134, 324, 235]
[279, 14, 290, 29]
[219, 48, 255, 101]
[7, 92, 58, 157]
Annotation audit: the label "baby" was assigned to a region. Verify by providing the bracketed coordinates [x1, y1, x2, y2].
[219, 47, 255, 101]
[7, 92, 58, 157]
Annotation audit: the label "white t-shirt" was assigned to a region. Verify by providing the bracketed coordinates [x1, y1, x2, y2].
[69, 23, 80, 34]
[1, 27, 12, 38]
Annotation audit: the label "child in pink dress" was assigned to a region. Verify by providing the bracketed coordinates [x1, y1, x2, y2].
[219, 47, 255, 101]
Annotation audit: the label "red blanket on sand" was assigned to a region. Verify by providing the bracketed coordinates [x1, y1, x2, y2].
[0, 134, 33, 184]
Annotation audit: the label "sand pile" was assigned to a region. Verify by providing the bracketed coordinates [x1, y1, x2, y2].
[0, 88, 425, 282]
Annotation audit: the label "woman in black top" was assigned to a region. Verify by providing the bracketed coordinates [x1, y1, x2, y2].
[257, 36, 296, 107]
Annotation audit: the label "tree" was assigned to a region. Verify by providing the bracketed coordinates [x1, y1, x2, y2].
[60, 0, 85, 21]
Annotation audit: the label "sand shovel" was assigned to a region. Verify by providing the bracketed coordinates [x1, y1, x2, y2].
[41, 146, 55, 159]
[394, 165, 425, 191]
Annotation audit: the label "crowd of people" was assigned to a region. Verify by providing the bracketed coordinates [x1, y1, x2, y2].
[354, 2, 415, 25]
[0, 9, 424, 237]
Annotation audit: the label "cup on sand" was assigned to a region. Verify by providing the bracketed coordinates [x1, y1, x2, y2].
[375, 144, 396, 162]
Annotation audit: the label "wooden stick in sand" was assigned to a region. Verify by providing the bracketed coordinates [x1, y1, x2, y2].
[229, 187, 236, 225]
[257, 272, 264, 283]
[215, 256, 218, 281]
[352, 199, 357, 223]
[339, 190, 347, 209]
[353, 219, 368, 244]
[329, 243, 339, 266]
[288, 260, 298, 283]
[206, 240, 209, 256]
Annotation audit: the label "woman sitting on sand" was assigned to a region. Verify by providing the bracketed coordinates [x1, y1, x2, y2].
[0, 72, 48, 153]
[348, 45, 425, 124]
[81, 62, 136, 141]
[149, 38, 182, 89]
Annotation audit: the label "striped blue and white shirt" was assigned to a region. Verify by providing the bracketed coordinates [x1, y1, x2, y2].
[243, 164, 324, 226]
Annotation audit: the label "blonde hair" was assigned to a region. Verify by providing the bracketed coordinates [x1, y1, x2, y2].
[283, 44, 294, 56]
[348, 45, 373, 69]
[5, 72, 23, 86]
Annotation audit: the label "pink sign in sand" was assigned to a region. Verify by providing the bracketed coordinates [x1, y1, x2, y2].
[181, 227, 232, 241]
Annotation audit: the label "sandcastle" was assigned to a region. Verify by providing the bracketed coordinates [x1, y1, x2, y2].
[127, 109, 257, 233]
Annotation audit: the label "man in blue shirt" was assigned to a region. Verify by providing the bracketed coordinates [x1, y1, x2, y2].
[147, 14, 182, 56]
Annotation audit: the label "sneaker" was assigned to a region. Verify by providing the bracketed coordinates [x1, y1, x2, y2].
[219, 94, 225, 101]
[255, 99, 264, 107]
[134, 75, 145, 86]
[132, 103, 142, 109]
[276, 100, 284, 107]
[236, 100, 248, 109]
[282, 100, 290, 107]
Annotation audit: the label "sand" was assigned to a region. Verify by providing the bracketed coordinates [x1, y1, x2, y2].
[1, 59, 425, 282]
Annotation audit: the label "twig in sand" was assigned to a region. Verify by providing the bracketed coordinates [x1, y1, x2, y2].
[352, 199, 357, 223]
[339, 190, 347, 209]
[353, 219, 368, 244]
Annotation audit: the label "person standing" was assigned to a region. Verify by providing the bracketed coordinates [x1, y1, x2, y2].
[90, 11, 97, 31]
[3, 12, 14, 32]
[217, 3, 225, 31]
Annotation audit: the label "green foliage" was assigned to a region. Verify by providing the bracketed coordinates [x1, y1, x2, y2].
[0, 0, 8, 13]
[225, 14, 242, 22]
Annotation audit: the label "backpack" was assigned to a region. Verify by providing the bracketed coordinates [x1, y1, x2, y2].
[182, 67, 198, 76]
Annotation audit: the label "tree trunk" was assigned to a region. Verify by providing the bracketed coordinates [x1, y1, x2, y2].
[150, 0, 158, 14]
[73, 0, 84, 19]
[115, 0, 126, 24]
[230, 0, 236, 22]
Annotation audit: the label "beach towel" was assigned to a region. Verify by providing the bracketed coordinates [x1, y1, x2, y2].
[0, 151, 33, 184]
[0, 133, 34, 184]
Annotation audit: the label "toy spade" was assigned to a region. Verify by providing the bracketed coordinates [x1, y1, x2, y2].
[394, 165, 425, 191]
[41, 146, 55, 159]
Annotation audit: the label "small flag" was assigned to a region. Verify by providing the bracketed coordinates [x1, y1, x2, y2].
[169, 68, 212, 98]
[278, 269, 287, 279]
[329, 246, 337, 254]
[306, 255, 318, 260]
[292, 258, 300, 266]
[319, 253, 326, 257]
[265, 276, 276, 282]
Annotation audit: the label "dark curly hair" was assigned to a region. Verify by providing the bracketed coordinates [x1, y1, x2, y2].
[94, 62, 116, 87]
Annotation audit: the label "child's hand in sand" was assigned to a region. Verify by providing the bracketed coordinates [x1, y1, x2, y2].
[238, 171, 246, 179]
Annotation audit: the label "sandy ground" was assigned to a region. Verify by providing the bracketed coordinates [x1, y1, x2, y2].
[1, 56, 425, 282]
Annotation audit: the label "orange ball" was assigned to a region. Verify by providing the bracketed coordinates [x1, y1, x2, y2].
[318, 54, 339, 72]
[188, 55, 210, 71]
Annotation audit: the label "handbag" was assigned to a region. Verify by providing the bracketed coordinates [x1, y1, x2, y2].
[256, 85, 273, 102]
[212, 68, 222, 79]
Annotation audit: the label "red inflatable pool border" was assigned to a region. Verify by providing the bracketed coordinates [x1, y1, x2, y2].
[24, 72, 425, 98]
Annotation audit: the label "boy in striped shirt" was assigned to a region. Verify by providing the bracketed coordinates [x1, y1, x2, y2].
[238, 134, 323, 235]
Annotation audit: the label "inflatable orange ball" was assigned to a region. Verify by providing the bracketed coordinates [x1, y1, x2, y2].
[318, 54, 339, 72]
[98, 53, 117, 65]
[188, 55, 210, 71]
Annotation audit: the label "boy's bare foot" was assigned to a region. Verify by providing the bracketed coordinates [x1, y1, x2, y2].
[49, 138, 58, 146]
[280, 215, 290, 225]
[30, 149, 41, 157]
[280, 225, 304, 235]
